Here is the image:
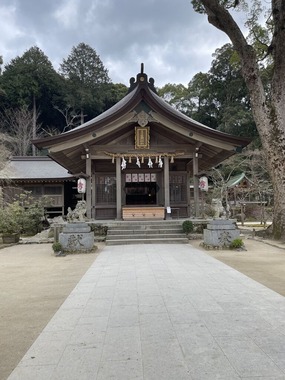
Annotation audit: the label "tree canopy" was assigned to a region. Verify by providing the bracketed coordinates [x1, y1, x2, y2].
[159, 43, 259, 140]
[0, 47, 64, 132]
[59, 43, 111, 124]
[0, 44, 127, 138]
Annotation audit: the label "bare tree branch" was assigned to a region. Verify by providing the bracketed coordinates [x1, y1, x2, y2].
[54, 105, 85, 132]
[0, 107, 41, 156]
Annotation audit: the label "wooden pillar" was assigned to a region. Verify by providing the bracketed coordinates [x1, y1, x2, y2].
[91, 170, 96, 219]
[116, 157, 122, 220]
[186, 162, 191, 217]
[164, 156, 171, 219]
[86, 153, 92, 219]
[193, 153, 200, 217]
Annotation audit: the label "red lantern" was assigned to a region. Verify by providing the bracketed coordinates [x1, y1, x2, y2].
[199, 176, 208, 192]
[77, 178, 86, 193]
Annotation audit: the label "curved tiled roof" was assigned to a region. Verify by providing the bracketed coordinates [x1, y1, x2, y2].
[33, 68, 251, 174]
[34, 70, 250, 149]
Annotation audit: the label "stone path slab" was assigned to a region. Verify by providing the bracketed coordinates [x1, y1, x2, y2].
[7, 244, 285, 380]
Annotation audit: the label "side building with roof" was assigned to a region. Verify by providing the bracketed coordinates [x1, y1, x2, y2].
[0, 156, 77, 216]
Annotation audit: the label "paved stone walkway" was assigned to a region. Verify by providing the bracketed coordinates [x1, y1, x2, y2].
[8, 244, 285, 380]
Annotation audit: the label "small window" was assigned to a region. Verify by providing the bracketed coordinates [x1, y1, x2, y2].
[44, 186, 62, 195]
[23, 186, 42, 196]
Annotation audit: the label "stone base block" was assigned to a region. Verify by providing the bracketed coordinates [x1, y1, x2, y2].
[203, 219, 240, 247]
[59, 222, 94, 252]
[203, 229, 240, 247]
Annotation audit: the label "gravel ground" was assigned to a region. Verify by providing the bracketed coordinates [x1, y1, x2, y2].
[1, 238, 285, 380]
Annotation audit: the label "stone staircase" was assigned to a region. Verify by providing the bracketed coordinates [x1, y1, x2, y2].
[105, 220, 189, 245]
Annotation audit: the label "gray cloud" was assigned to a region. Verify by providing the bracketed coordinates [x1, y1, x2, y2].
[0, 0, 230, 87]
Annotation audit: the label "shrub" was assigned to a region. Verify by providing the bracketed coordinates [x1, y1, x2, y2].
[0, 202, 23, 234]
[90, 223, 108, 236]
[182, 220, 194, 234]
[0, 191, 50, 236]
[52, 241, 63, 252]
[230, 238, 244, 249]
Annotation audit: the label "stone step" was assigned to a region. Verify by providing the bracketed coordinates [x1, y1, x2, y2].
[106, 237, 189, 245]
[108, 225, 182, 230]
[106, 222, 182, 228]
[106, 233, 186, 240]
[105, 220, 187, 245]
[107, 228, 182, 235]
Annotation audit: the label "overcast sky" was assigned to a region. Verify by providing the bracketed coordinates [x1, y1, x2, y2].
[0, 0, 240, 87]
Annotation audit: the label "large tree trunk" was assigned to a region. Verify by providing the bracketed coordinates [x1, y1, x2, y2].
[198, 0, 285, 239]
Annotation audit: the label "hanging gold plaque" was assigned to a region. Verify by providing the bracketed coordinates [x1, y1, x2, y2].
[135, 126, 150, 149]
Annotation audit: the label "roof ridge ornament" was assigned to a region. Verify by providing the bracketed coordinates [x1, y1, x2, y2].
[127, 63, 157, 94]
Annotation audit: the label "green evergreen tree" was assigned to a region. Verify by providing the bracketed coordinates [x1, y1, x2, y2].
[59, 42, 110, 124]
[0, 46, 65, 144]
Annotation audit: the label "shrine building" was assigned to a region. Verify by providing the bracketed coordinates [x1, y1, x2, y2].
[33, 66, 250, 220]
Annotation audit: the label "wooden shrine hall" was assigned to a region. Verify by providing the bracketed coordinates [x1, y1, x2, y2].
[33, 65, 250, 220]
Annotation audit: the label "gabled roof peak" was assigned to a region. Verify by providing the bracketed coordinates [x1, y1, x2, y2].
[127, 63, 157, 94]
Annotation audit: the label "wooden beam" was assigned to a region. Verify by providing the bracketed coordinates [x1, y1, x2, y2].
[89, 144, 193, 152]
